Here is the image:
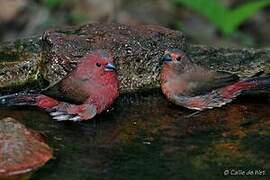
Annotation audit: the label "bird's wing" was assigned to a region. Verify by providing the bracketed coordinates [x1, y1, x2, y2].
[211, 70, 240, 88]
[41, 76, 88, 104]
[186, 68, 239, 96]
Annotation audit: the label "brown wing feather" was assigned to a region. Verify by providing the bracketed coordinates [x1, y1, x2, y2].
[184, 65, 239, 96]
[42, 76, 88, 104]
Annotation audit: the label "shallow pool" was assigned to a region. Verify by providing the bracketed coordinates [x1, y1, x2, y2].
[0, 90, 269, 180]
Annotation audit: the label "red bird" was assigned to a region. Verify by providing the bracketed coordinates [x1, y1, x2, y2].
[0, 50, 119, 121]
[160, 49, 270, 110]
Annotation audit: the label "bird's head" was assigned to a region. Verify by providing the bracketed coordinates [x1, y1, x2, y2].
[77, 49, 118, 84]
[91, 49, 117, 73]
[162, 49, 190, 65]
[75, 49, 119, 91]
[160, 49, 191, 96]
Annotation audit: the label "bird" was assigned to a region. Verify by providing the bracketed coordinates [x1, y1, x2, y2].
[0, 50, 119, 121]
[160, 49, 270, 111]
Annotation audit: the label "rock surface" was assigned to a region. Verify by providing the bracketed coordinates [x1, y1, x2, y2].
[0, 23, 269, 94]
[0, 117, 52, 179]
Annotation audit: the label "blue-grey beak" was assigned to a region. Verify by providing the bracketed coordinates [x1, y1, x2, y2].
[105, 63, 116, 71]
[162, 54, 172, 63]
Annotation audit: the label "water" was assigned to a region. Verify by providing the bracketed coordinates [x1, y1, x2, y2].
[0, 91, 269, 180]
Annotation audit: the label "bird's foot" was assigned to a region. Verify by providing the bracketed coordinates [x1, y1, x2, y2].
[46, 103, 97, 122]
[49, 110, 82, 122]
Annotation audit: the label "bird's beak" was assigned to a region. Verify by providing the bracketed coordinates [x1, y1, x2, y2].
[105, 63, 116, 71]
[162, 54, 172, 63]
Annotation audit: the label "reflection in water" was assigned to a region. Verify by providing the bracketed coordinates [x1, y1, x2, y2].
[0, 91, 269, 180]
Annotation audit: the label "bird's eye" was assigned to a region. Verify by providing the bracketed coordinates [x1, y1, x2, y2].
[176, 56, 182, 61]
[96, 63, 101, 67]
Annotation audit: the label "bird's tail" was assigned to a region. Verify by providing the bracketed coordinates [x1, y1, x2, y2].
[242, 72, 270, 89]
[220, 72, 270, 99]
[0, 91, 59, 109]
[0, 92, 39, 106]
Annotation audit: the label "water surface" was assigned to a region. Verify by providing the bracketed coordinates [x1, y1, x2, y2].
[0, 91, 269, 180]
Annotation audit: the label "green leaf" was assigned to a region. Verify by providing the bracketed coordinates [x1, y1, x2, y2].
[224, 0, 270, 35]
[44, 0, 64, 9]
[173, 0, 228, 32]
[173, 0, 270, 36]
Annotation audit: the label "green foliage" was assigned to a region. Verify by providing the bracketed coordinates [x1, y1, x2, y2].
[174, 0, 270, 35]
[44, 0, 64, 9]
[70, 12, 89, 24]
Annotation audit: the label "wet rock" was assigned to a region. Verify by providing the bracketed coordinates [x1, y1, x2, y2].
[40, 23, 185, 93]
[0, 23, 269, 94]
[0, 117, 52, 179]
